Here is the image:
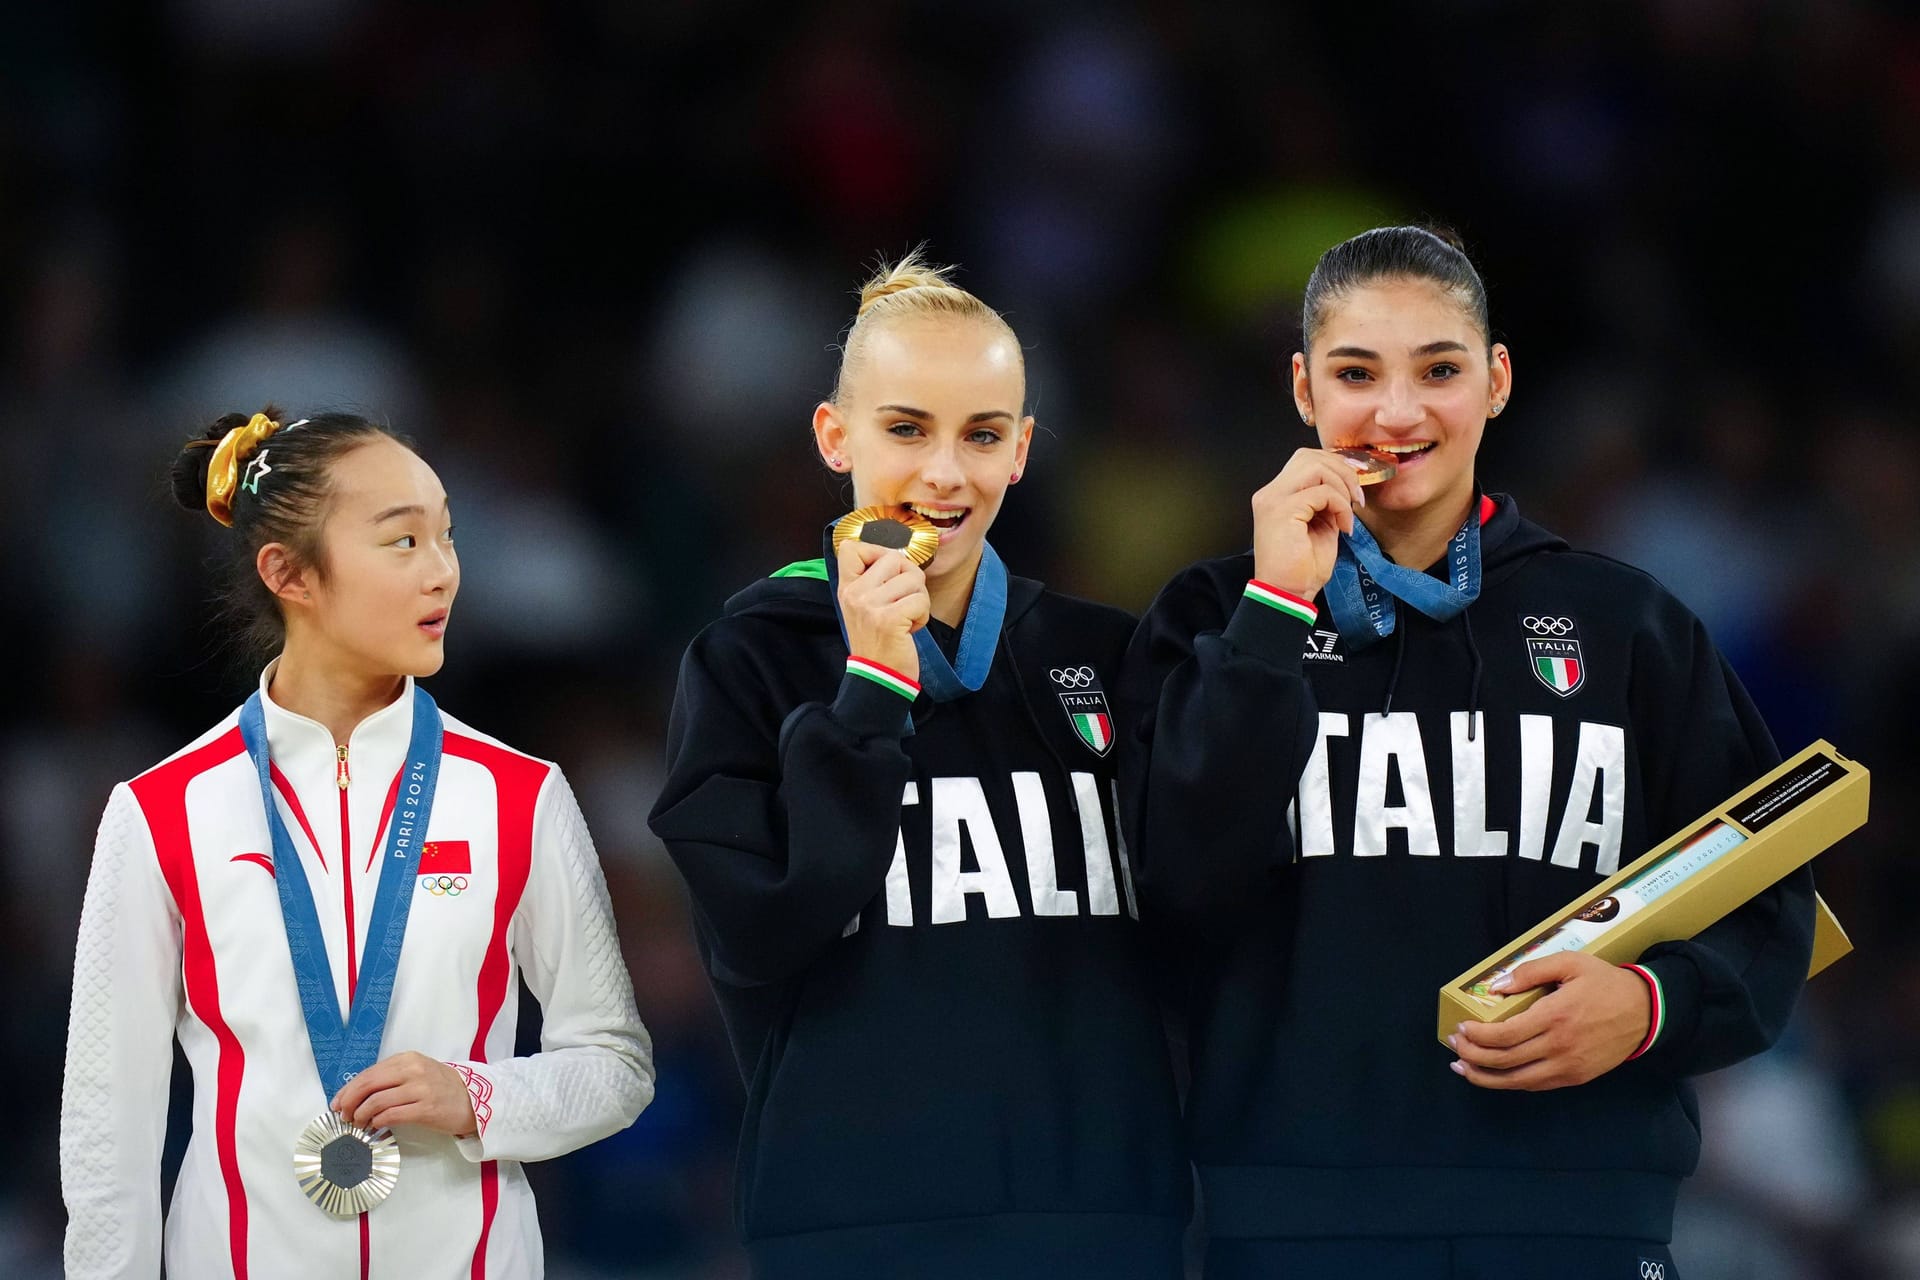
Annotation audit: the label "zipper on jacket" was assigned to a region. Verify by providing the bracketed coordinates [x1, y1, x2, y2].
[338, 742, 371, 1263]
[338, 744, 358, 998]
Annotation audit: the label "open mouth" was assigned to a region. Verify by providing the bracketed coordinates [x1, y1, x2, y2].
[1367, 441, 1436, 460]
[906, 502, 970, 537]
[418, 609, 448, 637]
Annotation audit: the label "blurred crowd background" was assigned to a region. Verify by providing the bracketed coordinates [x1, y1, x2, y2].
[5, 1, 1917, 1276]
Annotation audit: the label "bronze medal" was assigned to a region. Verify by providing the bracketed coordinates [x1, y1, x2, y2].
[1332, 447, 1398, 486]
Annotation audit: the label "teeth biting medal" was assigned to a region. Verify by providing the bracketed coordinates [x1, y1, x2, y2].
[832, 505, 940, 567]
[1332, 446, 1400, 486]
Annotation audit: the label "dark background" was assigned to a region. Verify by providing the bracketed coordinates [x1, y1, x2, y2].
[5, 2, 1917, 1276]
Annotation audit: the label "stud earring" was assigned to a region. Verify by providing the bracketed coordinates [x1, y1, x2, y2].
[1490, 403, 1505, 416]
[1010, 472, 1022, 484]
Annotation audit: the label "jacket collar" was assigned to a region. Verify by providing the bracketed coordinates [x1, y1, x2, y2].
[255, 658, 417, 797]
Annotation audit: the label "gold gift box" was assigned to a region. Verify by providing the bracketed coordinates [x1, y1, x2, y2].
[1437, 741, 1867, 1045]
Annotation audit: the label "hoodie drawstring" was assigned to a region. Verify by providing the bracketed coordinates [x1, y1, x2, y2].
[1381, 623, 1408, 717]
[1379, 608, 1484, 741]
[1462, 608, 1484, 742]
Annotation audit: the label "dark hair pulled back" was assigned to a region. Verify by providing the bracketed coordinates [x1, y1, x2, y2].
[1301, 226, 1490, 354]
[170, 407, 413, 660]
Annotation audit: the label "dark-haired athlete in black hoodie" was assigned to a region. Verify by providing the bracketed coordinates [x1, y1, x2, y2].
[650, 254, 1187, 1279]
[1121, 228, 1814, 1280]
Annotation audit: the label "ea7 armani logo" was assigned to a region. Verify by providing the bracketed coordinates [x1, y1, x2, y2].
[1522, 614, 1585, 697]
[1049, 666, 1114, 756]
[1302, 629, 1344, 663]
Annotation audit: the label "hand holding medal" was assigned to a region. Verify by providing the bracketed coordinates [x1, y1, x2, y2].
[833, 506, 935, 683]
[332, 1050, 480, 1136]
[1251, 447, 1376, 601]
[295, 1050, 480, 1218]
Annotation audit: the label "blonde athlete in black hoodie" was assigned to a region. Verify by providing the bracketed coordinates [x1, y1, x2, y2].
[1120, 227, 1814, 1280]
[651, 253, 1187, 1279]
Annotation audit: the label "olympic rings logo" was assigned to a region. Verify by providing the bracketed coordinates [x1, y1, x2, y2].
[421, 874, 469, 897]
[1049, 666, 1096, 688]
[1640, 1263, 1667, 1280]
[1522, 616, 1575, 635]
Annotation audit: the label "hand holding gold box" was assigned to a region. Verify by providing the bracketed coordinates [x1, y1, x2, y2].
[1438, 742, 1867, 1045]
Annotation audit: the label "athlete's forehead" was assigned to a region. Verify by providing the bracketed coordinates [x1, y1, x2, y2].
[845, 317, 1024, 421]
[1311, 279, 1485, 359]
[324, 438, 448, 521]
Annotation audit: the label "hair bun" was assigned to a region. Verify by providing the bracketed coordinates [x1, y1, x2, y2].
[857, 248, 961, 316]
[169, 406, 286, 518]
[169, 414, 247, 513]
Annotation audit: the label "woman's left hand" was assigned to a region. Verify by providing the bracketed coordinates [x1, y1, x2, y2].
[332, 1051, 479, 1136]
[1446, 952, 1652, 1091]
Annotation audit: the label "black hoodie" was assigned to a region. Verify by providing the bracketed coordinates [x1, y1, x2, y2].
[1117, 495, 1815, 1244]
[649, 562, 1189, 1278]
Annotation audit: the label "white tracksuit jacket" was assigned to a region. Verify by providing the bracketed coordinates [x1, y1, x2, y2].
[60, 670, 655, 1278]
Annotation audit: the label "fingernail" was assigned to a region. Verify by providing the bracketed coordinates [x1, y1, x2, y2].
[1489, 975, 1512, 992]
[1449, 1061, 1466, 1076]
[1447, 1034, 1458, 1049]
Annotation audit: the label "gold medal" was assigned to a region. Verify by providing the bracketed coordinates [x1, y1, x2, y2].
[1332, 447, 1398, 486]
[293, 1110, 400, 1217]
[831, 505, 940, 567]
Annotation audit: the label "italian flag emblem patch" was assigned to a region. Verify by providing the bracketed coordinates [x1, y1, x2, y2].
[1070, 710, 1113, 754]
[1535, 655, 1582, 693]
[1521, 614, 1587, 697]
[1048, 665, 1115, 757]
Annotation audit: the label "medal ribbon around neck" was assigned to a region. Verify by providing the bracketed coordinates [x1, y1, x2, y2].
[821, 521, 1007, 703]
[1323, 507, 1482, 650]
[237, 685, 443, 1094]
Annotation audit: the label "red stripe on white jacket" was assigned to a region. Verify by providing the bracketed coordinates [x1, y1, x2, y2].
[134, 727, 253, 1279]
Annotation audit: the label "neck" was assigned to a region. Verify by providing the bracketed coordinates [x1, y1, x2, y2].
[926, 546, 982, 627]
[269, 643, 406, 746]
[1359, 487, 1476, 569]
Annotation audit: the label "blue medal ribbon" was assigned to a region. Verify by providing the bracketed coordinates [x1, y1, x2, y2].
[238, 685, 443, 1093]
[909, 542, 1005, 701]
[822, 523, 1008, 708]
[1323, 508, 1482, 650]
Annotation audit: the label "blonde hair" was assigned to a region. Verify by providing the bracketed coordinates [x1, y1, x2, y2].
[832, 249, 1023, 404]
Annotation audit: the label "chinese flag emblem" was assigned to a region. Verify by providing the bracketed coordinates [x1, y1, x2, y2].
[419, 840, 471, 875]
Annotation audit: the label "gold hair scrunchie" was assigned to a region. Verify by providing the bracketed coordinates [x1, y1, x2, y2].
[204, 412, 281, 527]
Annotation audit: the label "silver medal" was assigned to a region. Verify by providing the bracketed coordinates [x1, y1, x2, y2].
[293, 1110, 400, 1217]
